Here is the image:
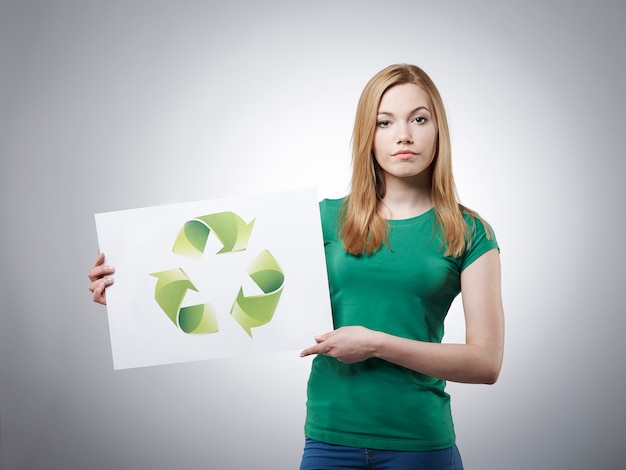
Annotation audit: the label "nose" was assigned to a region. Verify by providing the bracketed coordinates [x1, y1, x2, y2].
[396, 123, 413, 144]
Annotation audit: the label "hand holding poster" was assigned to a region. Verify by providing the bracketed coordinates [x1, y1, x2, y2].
[95, 188, 333, 370]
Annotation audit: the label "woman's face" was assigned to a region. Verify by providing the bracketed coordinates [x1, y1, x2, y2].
[372, 83, 438, 186]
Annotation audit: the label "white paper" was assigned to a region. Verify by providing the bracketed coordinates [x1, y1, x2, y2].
[95, 188, 333, 370]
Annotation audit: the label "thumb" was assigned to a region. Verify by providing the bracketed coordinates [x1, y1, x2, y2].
[314, 331, 332, 343]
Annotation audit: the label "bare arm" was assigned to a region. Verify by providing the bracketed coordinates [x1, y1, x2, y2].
[300, 248, 505, 384]
[87, 252, 115, 305]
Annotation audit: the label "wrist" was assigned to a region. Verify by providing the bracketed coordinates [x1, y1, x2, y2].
[370, 330, 386, 359]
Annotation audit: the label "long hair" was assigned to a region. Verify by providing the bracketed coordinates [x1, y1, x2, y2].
[341, 63, 489, 257]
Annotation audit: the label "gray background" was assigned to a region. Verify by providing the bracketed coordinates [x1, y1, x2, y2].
[1, 0, 624, 469]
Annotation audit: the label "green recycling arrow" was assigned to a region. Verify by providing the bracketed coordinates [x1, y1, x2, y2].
[230, 249, 285, 338]
[150, 268, 218, 334]
[172, 211, 256, 259]
[151, 210, 285, 337]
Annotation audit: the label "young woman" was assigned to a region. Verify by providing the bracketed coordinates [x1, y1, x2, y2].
[296, 64, 504, 469]
[88, 64, 504, 470]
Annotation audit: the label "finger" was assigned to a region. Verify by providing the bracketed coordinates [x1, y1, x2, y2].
[88, 262, 115, 282]
[88, 275, 114, 292]
[314, 331, 333, 343]
[92, 251, 105, 268]
[88, 276, 113, 306]
[300, 343, 323, 357]
[92, 281, 107, 305]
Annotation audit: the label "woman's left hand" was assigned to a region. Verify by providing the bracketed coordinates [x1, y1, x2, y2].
[300, 326, 381, 364]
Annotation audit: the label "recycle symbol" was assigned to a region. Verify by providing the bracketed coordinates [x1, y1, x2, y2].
[149, 211, 285, 338]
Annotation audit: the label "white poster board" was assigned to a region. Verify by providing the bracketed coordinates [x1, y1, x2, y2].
[95, 188, 333, 370]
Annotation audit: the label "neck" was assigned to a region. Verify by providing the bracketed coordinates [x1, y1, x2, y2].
[379, 176, 432, 220]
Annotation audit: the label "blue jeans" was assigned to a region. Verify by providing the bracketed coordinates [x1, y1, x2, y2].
[299, 438, 464, 470]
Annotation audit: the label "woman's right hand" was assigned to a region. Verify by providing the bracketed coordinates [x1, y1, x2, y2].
[88, 252, 115, 305]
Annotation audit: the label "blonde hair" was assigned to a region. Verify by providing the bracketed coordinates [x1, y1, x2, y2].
[341, 63, 490, 257]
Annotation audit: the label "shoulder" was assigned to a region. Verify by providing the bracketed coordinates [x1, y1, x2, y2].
[319, 197, 346, 241]
[460, 206, 495, 240]
[320, 197, 345, 212]
[459, 207, 499, 268]
[319, 197, 345, 221]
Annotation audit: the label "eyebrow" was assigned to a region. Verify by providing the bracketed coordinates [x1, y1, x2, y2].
[377, 106, 431, 116]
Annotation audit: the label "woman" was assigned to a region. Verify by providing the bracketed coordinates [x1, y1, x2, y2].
[296, 64, 504, 469]
[89, 64, 504, 469]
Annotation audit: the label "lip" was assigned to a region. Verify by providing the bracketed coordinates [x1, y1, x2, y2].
[392, 150, 417, 158]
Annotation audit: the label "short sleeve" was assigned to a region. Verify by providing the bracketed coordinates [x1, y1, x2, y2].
[319, 198, 343, 244]
[460, 216, 499, 271]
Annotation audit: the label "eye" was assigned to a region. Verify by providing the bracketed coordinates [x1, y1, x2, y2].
[377, 120, 391, 128]
[412, 116, 427, 124]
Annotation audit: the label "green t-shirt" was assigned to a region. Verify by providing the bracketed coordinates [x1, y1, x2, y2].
[304, 198, 499, 451]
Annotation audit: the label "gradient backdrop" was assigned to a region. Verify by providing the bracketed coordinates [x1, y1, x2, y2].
[1, 1, 624, 469]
